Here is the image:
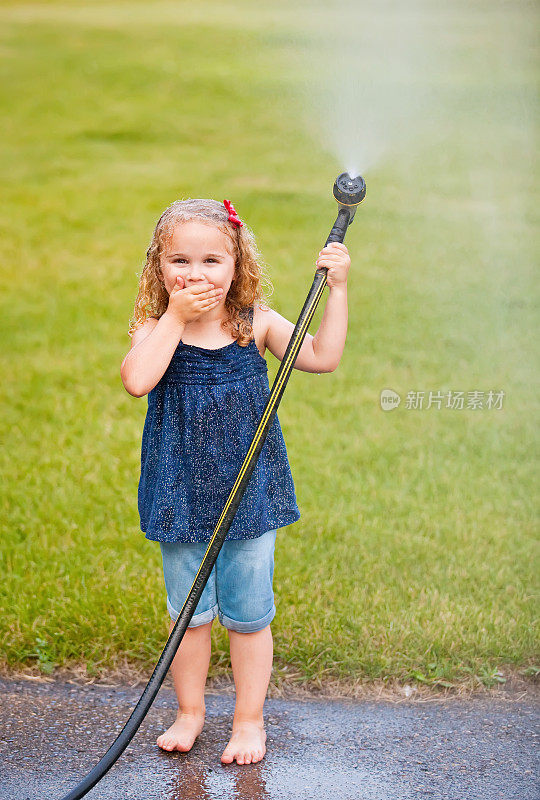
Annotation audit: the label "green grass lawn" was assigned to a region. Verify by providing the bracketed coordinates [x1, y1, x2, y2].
[0, 0, 538, 690]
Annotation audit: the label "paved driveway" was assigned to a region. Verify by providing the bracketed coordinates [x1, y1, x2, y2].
[0, 677, 537, 799]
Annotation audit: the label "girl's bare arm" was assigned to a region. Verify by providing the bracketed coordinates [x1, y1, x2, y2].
[263, 284, 347, 373]
[120, 310, 185, 397]
[264, 242, 351, 373]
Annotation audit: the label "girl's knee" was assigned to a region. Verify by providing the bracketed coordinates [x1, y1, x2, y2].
[227, 623, 272, 636]
[169, 618, 214, 634]
[188, 619, 214, 634]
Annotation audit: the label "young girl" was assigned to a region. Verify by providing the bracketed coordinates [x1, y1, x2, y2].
[120, 198, 350, 766]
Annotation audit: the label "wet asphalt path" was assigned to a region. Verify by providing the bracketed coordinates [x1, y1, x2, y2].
[0, 677, 538, 800]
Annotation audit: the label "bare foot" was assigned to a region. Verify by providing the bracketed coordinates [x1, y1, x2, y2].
[156, 711, 205, 752]
[221, 720, 267, 765]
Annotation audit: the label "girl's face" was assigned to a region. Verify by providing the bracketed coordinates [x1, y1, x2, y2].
[160, 221, 236, 303]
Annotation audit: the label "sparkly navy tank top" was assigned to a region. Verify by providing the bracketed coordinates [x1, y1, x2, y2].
[138, 307, 301, 543]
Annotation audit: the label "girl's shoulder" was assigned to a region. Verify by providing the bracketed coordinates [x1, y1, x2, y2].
[253, 301, 272, 320]
[239, 303, 270, 329]
[252, 303, 273, 354]
[250, 303, 272, 325]
[130, 316, 159, 348]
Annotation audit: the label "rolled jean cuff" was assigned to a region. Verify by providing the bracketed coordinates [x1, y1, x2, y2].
[166, 595, 218, 627]
[218, 603, 276, 633]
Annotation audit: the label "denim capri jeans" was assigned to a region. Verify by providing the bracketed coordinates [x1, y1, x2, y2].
[159, 529, 277, 633]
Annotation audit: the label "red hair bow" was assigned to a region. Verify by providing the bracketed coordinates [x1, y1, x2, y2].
[223, 199, 243, 228]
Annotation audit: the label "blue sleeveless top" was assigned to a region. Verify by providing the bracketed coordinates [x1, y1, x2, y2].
[138, 309, 301, 543]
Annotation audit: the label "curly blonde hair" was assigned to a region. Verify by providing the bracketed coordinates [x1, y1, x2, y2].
[127, 198, 274, 347]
